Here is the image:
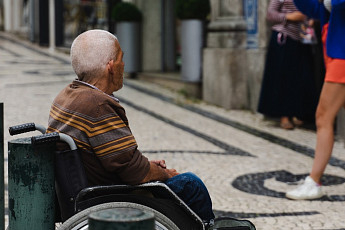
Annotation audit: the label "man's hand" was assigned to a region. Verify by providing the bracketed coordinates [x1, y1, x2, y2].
[151, 160, 167, 169]
[165, 168, 179, 178]
[140, 160, 179, 183]
[151, 160, 179, 178]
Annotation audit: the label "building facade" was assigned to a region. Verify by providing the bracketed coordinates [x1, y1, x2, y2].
[1, 0, 344, 142]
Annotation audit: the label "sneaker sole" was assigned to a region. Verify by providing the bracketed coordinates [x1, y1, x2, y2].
[285, 193, 324, 200]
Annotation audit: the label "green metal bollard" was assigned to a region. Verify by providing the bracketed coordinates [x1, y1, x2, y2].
[88, 208, 155, 230]
[8, 137, 55, 230]
[0, 103, 4, 230]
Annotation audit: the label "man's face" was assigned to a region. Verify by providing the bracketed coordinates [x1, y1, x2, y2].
[112, 40, 124, 91]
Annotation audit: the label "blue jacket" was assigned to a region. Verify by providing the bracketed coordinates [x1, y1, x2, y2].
[294, 0, 345, 59]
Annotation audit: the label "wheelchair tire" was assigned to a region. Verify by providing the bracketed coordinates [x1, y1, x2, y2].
[58, 202, 180, 230]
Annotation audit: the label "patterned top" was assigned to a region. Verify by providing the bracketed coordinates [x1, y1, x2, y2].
[267, 0, 303, 41]
[47, 80, 150, 186]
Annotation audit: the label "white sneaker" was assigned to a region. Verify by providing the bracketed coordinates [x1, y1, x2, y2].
[286, 176, 323, 200]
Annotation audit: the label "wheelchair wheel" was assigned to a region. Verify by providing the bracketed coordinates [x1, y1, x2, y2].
[58, 202, 180, 230]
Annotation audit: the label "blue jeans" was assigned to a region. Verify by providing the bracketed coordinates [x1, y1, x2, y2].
[165, 172, 215, 221]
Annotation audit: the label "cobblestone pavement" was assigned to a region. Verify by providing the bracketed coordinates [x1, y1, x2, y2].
[1, 31, 345, 229]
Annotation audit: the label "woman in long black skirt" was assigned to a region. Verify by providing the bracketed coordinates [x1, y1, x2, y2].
[258, 0, 319, 129]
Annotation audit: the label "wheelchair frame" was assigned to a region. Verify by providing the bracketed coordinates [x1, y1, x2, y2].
[8, 123, 205, 230]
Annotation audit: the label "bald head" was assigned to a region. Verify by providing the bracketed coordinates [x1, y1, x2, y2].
[70, 30, 118, 81]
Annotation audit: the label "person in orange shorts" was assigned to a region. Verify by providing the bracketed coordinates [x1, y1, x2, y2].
[286, 0, 345, 200]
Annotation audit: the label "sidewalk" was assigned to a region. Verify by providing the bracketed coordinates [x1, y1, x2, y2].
[1, 31, 345, 229]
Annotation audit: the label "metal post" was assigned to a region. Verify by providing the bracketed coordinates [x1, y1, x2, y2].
[160, 0, 165, 72]
[165, 0, 176, 71]
[49, 0, 55, 52]
[0, 103, 4, 230]
[8, 138, 55, 230]
[55, 0, 64, 46]
[3, 0, 13, 31]
[38, 0, 49, 45]
[88, 208, 155, 230]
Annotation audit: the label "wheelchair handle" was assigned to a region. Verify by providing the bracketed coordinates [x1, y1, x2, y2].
[31, 132, 77, 151]
[9, 123, 46, 135]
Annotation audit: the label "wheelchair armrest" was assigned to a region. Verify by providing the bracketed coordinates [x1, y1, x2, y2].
[76, 182, 177, 202]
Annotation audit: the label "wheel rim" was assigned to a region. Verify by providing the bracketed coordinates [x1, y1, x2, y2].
[68, 220, 168, 230]
[58, 202, 179, 230]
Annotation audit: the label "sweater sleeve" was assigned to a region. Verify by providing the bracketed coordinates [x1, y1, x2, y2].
[89, 101, 150, 185]
[267, 0, 286, 24]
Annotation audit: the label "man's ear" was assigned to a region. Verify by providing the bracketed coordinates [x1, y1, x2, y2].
[107, 60, 114, 74]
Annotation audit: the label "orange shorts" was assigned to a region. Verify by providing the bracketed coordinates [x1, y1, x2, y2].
[322, 23, 345, 83]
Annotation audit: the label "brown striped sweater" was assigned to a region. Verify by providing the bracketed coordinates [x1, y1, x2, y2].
[47, 80, 150, 186]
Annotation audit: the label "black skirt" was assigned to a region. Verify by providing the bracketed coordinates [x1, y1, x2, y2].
[258, 30, 320, 121]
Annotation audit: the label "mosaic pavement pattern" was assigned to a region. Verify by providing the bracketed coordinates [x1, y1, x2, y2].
[1, 32, 345, 229]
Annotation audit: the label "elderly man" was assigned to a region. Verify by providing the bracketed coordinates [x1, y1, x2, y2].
[47, 29, 215, 223]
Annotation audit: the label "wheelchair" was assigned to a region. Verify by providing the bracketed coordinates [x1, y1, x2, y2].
[9, 123, 256, 230]
[8, 123, 205, 230]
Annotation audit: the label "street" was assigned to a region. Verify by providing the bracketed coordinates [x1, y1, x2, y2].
[1, 31, 345, 229]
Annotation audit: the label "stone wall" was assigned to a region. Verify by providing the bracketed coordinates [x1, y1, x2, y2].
[203, 0, 269, 111]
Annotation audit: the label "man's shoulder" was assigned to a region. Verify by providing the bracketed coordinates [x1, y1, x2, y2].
[56, 83, 115, 105]
[52, 84, 123, 119]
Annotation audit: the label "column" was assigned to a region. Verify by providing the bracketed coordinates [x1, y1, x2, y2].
[203, 0, 248, 109]
[203, 0, 270, 111]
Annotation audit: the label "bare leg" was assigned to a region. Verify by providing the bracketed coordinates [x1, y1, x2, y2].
[310, 82, 345, 183]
